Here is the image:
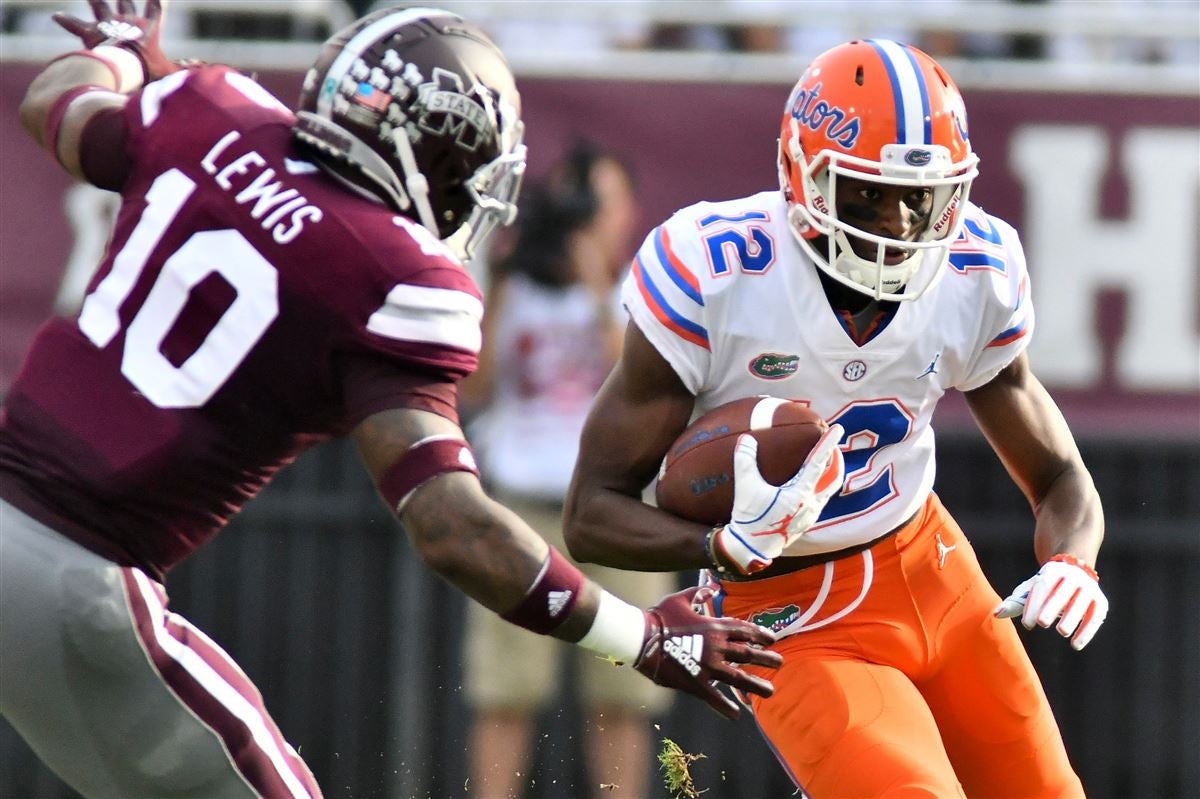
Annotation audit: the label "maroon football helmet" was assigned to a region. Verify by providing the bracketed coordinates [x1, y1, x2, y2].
[294, 6, 526, 259]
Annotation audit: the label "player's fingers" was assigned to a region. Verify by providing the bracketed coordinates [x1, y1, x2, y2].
[804, 424, 844, 466]
[714, 665, 775, 700]
[145, 0, 163, 21]
[87, 0, 114, 21]
[721, 618, 777, 648]
[813, 444, 845, 498]
[52, 13, 92, 37]
[723, 643, 783, 669]
[1055, 589, 1089, 638]
[1021, 575, 1049, 629]
[1035, 579, 1075, 629]
[1070, 604, 1104, 647]
[116, 0, 137, 16]
[792, 424, 844, 496]
[1071, 596, 1108, 651]
[994, 577, 1032, 618]
[731, 433, 761, 483]
[691, 584, 716, 611]
[994, 597, 1024, 619]
[698, 683, 741, 720]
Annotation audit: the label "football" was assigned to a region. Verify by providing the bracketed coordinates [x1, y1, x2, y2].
[655, 396, 829, 526]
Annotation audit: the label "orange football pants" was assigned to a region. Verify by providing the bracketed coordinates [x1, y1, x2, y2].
[715, 493, 1085, 798]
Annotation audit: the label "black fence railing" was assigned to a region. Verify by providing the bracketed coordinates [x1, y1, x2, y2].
[2, 434, 1197, 799]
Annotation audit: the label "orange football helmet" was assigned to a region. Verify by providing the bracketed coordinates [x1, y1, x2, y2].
[778, 39, 979, 301]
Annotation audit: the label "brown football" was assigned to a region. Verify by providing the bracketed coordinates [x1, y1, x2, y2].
[655, 396, 829, 526]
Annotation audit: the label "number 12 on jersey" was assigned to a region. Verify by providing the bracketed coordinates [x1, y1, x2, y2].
[818, 399, 913, 524]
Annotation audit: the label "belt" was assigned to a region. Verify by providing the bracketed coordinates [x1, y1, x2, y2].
[717, 510, 919, 583]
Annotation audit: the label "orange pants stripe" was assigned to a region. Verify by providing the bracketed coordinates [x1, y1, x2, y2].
[715, 493, 1085, 798]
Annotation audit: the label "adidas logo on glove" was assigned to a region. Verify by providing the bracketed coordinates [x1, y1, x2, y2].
[663, 634, 703, 677]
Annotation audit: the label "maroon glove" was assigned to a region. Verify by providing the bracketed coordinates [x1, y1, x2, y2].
[635, 586, 782, 719]
[53, 0, 179, 83]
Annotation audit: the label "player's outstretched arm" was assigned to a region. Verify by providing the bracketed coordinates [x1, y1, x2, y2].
[20, 0, 175, 183]
[352, 406, 782, 718]
[964, 352, 1109, 649]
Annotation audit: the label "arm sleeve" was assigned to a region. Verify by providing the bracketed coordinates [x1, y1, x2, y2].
[78, 105, 132, 190]
[620, 222, 712, 393]
[339, 351, 461, 427]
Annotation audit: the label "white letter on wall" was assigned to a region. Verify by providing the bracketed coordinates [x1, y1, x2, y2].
[1010, 125, 1199, 390]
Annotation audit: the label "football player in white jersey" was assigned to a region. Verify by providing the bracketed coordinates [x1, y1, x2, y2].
[564, 39, 1108, 797]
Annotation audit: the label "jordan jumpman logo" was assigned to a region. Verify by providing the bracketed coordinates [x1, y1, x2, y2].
[936, 533, 956, 569]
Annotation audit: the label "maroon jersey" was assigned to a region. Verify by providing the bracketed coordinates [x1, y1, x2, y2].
[0, 66, 483, 580]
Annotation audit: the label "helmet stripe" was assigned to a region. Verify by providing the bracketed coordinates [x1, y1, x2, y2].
[867, 39, 930, 146]
[316, 7, 457, 118]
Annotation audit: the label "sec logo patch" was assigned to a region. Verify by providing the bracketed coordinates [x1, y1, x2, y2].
[842, 360, 867, 381]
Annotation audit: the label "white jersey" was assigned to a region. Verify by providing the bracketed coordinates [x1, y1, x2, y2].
[473, 274, 618, 500]
[623, 191, 1032, 555]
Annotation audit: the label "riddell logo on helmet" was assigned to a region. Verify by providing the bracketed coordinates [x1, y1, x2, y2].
[787, 82, 862, 149]
[932, 196, 960, 234]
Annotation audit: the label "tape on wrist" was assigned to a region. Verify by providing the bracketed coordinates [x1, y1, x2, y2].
[500, 547, 583, 635]
[577, 589, 647, 665]
[50, 47, 144, 93]
[378, 434, 479, 513]
[91, 46, 146, 92]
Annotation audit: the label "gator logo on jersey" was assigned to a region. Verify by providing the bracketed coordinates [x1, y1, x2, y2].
[750, 604, 801, 633]
[748, 352, 800, 380]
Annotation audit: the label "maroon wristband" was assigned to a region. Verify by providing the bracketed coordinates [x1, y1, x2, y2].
[378, 435, 479, 511]
[501, 547, 584, 635]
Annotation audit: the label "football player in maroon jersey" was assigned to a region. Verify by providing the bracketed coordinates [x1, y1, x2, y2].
[0, 4, 782, 797]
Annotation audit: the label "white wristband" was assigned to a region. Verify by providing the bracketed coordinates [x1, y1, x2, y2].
[577, 590, 647, 665]
[92, 45, 146, 93]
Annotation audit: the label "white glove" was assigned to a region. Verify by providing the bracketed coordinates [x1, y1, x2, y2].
[994, 554, 1109, 651]
[709, 424, 845, 576]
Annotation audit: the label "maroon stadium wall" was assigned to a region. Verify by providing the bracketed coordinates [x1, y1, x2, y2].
[3, 65, 1197, 438]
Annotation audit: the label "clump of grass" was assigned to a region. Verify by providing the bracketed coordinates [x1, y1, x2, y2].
[658, 737, 707, 798]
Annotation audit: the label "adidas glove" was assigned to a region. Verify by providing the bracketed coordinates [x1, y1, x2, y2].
[994, 554, 1109, 651]
[711, 424, 845, 576]
[635, 586, 782, 719]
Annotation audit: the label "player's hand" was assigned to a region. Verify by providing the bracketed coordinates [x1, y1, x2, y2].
[711, 424, 845, 575]
[994, 554, 1109, 650]
[635, 586, 782, 720]
[53, 0, 179, 83]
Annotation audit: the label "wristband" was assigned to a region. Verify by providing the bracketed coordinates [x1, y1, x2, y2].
[577, 589, 647, 665]
[1049, 553, 1099, 581]
[704, 525, 729, 575]
[378, 434, 479, 512]
[500, 547, 583, 635]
